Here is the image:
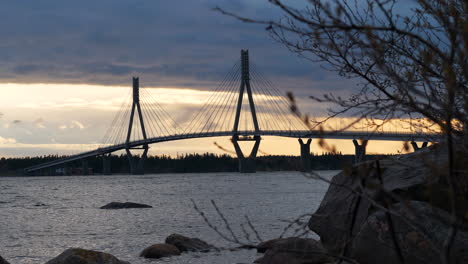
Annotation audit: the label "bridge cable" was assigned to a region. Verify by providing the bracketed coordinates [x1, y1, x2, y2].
[139, 93, 166, 137]
[251, 64, 308, 130]
[197, 62, 240, 133]
[203, 63, 241, 133]
[140, 94, 170, 137]
[249, 70, 286, 131]
[251, 63, 307, 128]
[200, 68, 239, 133]
[183, 61, 239, 134]
[251, 68, 294, 129]
[109, 96, 131, 145]
[184, 60, 241, 134]
[100, 89, 132, 147]
[217, 68, 242, 131]
[186, 61, 240, 134]
[141, 88, 181, 134]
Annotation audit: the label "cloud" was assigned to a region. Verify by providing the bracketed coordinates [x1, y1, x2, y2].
[0, 136, 17, 144]
[0, 0, 340, 94]
[71, 121, 85, 130]
[34, 118, 46, 128]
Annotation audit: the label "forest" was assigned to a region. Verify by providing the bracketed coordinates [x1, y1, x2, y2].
[0, 152, 393, 175]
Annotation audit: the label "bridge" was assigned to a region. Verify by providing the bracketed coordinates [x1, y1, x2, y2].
[24, 50, 442, 175]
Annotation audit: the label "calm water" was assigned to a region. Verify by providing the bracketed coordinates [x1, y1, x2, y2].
[0, 171, 336, 264]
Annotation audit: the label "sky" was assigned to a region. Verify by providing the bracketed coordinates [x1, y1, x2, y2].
[0, 0, 413, 157]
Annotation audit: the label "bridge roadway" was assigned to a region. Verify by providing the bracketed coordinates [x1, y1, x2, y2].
[24, 130, 442, 173]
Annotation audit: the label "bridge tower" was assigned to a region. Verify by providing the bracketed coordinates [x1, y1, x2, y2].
[231, 50, 261, 173]
[125, 77, 149, 175]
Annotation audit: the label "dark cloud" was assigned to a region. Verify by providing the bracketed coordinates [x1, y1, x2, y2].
[0, 0, 344, 94]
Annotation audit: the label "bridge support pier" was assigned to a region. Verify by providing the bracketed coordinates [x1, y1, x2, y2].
[353, 139, 367, 164]
[126, 145, 149, 175]
[411, 141, 428, 152]
[81, 160, 89, 175]
[102, 154, 112, 175]
[232, 135, 261, 173]
[299, 138, 312, 172]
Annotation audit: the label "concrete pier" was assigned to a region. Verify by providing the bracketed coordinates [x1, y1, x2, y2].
[232, 135, 261, 173]
[102, 154, 111, 175]
[353, 139, 367, 164]
[298, 138, 312, 172]
[411, 141, 428, 152]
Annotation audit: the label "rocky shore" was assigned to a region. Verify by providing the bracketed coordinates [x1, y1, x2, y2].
[255, 143, 468, 264]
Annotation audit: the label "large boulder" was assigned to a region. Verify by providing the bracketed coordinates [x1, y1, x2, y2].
[140, 243, 180, 259]
[254, 237, 332, 264]
[165, 233, 215, 252]
[0, 255, 9, 264]
[46, 248, 129, 264]
[308, 143, 467, 255]
[100, 202, 152, 209]
[351, 201, 468, 264]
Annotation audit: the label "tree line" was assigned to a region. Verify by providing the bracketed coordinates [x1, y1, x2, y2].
[0, 152, 394, 175]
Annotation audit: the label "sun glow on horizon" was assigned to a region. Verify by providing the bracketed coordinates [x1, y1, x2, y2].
[0, 82, 437, 157]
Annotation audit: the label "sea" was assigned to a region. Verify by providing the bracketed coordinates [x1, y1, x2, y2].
[0, 171, 337, 264]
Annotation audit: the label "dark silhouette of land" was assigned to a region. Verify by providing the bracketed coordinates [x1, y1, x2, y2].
[0, 152, 394, 175]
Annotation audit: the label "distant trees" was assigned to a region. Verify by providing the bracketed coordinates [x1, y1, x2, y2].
[0, 153, 391, 175]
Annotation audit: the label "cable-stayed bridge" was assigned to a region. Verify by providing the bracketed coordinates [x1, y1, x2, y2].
[24, 50, 443, 174]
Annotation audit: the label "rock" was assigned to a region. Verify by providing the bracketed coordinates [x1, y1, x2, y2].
[254, 237, 332, 264]
[350, 201, 468, 264]
[165, 233, 215, 252]
[46, 248, 129, 264]
[0, 255, 10, 264]
[308, 143, 468, 255]
[140, 243, 180, 259]
[257, 238, 284, 253]
[100, 202, 152, 209]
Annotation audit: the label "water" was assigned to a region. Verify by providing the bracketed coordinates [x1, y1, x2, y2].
[0, 171, 337, 264]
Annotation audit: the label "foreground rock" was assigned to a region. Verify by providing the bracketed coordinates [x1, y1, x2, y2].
[0, 255, 10, 264]
[140, 243, 180, 259]
[165, 233, 215, 252]
[100, 202, 152, 209]
[351, 201, 468, 264]
[46, 248, 129, 264]
[255, 237, 332, 264]
[308, 143, 467, 255]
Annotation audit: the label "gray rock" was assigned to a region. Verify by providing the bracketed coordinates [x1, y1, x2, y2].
[100, 202, 152, 209]
[46, 248, 130, 264]
[351, 201, 468, 264]
[165, 233, 215, 252]
[257, 238, 284, 253]
[0, 255, 10, 264]
[140, 243, 180, 259]
[307, 144, 458, 255]
[254, 237, 332, 264]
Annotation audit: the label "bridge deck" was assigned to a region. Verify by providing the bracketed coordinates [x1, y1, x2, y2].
[24, 130, 443, 173]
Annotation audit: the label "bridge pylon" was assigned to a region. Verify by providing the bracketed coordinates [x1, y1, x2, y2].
[125, 77, 149, 175]
[231, 50, 261, 173]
